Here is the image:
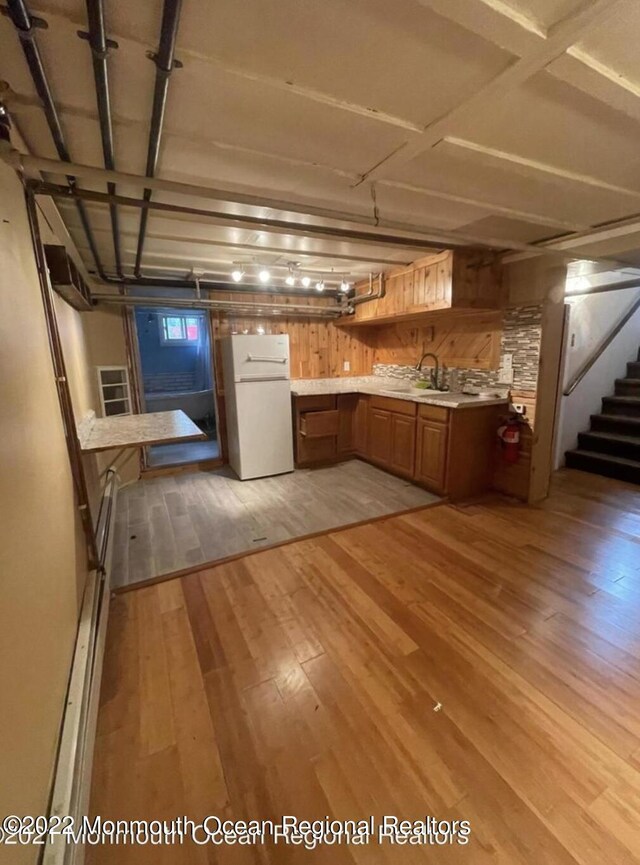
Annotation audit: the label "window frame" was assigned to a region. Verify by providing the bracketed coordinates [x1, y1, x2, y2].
[158, 313, 200, 347]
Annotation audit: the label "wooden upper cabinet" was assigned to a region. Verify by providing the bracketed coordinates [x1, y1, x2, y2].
[349, 249, 504, 326]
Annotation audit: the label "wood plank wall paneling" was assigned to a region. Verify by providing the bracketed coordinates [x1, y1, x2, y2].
[208, 292, 503, 382]
[209, 291, 375, 380]
[372, 311, 503, 370]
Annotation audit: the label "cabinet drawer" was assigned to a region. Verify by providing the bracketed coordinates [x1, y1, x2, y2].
[370, 395, 417, 417]
[300, 409, 340, 438]
[294, 394, 336, 412]
[418, 403, 449, 423]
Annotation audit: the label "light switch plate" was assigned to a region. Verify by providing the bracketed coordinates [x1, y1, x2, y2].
[343, 360, 350, 372]
[502, 353, 513, 369]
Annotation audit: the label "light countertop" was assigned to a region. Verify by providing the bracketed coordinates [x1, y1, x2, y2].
[78, 410, 206, 453]
[290, 376, 510, 409]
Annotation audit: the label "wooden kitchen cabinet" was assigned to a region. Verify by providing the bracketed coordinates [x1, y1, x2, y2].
[369, 408, 393, 467]
[415, 417, 448, 493]
[390, 414, 416, 477]
[294, 391, 502, 502]
[353, 394, 369, 457]
[337, 393, 359, 456]
[347, 248, 504, 326]
[368, 396, 417, 476]
[293, 394, 338, 466]
[293, 392, 361, 466]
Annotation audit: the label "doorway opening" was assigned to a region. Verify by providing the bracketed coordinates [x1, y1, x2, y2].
[134, 307, 220, 468]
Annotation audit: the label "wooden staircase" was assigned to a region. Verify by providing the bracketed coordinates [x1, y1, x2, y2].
[565, 350, 640, 484]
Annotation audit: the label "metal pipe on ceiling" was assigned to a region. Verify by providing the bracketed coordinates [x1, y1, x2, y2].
[84, 0, 123, 277]
[10, 151, 464, 249]
[5, 0, 107, 279]
[134, 0, 183, 277]
[28, 181, 449, 251]
[92, 292, 344, 318]
[93, 275, 340, 297]
[350, 272, 385, 306]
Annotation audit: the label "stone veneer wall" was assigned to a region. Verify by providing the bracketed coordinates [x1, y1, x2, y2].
[373, 304, 542, 392]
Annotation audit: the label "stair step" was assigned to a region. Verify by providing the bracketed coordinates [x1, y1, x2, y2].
[591, 413, 640, 435]
[628, 361, 640, 377]
[615, 378, 640, 396]
[565, 449, 640, 484]
[601, 395, 640, 417]
[578, 430, 640, 461]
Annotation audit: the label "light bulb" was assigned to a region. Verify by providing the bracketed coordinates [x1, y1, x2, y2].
[315, 280, 325, 292]
[231, 269, 244, 283]
[285, 274, 296, 287]
[301, 276, 311, 288]
[340, 280, 350, 293]
[258, 268, 271, 283]
[256, 325, 265, 335]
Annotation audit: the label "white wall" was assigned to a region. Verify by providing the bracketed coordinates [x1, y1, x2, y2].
[0, 164, 92, 865]
[554, 286, 640, 468]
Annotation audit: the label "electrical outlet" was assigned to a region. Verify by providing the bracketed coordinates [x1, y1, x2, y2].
[498, 367, 514, 384]
[343, 360, 350, 372]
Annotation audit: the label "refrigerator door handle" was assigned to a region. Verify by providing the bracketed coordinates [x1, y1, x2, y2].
[246, 354, 287, 364]
[239, 374, 289, 382]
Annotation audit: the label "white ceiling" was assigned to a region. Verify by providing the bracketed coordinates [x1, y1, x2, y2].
[4, 0, 640, 286]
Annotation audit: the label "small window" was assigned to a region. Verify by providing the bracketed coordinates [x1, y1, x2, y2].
[159, 314, 200, 346]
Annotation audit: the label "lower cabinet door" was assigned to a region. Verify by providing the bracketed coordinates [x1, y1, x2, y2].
[337, 393, 358, 456]
[369, 408, 392, 467]
[353, 395, 369, 456]
[415, 418, 448, 492]
[390, 413, 416, 477]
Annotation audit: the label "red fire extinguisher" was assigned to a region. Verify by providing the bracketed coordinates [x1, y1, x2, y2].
[497, 416, 521, 463]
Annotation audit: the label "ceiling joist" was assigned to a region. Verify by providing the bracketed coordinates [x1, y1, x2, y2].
[356, 0, 625, 183]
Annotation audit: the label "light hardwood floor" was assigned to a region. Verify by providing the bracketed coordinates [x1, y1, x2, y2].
[90, 469, 640, 864]
[112, 459, 440, 588]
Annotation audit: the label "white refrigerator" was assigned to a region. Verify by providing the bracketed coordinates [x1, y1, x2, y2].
[221, 334, 294, 480]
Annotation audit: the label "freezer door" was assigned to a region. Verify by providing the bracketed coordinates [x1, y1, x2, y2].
[230, 333, 290, 382]
[232, 380, 294, 479]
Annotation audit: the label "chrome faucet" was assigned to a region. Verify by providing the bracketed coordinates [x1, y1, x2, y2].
[415, 351, 441, 390]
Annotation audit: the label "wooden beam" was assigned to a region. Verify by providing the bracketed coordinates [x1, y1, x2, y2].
[438, 137, 640, 201]
[357, 0, 625, 184]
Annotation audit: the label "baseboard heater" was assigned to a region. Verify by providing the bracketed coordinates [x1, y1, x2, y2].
[42, 468, 118, 865]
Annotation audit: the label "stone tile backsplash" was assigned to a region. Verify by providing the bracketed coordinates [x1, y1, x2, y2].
[373, 304, 542, 392]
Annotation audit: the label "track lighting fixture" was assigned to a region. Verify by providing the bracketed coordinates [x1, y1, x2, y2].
[315, 280, 325, 292]
[258, 268, 271, 284]
[285, 264, 296, 287]
[340, 279, 351, 293]
[301, 276, 311, 288]
[231, 268, 244, 283]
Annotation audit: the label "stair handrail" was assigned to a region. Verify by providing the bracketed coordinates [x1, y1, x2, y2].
[563, 296, 640, 396]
